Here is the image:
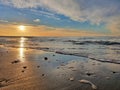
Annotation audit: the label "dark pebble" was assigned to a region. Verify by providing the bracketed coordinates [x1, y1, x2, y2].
[37, 66, 40, 68]
[87, 73, 91, 76]
[86, 72, 93, 76]
[11, 60, 20, 64]
[44, 57, 48, 60]
[113, 71, 116, 74]
[23, 66, 27, 69]
[22, 70, 25, 72]
[42, 74, 45, 76]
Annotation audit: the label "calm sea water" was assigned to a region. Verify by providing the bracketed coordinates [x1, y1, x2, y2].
[0, 36, 120, 64]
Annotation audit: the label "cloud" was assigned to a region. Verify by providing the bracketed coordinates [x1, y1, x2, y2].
[33, 19, 40, 23]
[30, 9, 61, 20]
[106, 16, 120, 35]
[0, 19, 8, 23]
[0, 0, 120, 33]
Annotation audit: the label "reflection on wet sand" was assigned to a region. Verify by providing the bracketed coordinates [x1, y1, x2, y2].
[19, 37, 25, 62]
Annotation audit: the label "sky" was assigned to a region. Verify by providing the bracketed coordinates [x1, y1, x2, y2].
[0, 0, 120, 36]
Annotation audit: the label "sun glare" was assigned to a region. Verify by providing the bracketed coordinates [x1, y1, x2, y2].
[19, 25, 25, 31]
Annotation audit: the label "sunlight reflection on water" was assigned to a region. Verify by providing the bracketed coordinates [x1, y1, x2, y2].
[19, 37, 25, 62]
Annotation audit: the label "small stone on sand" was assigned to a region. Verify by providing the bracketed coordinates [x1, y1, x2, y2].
[85, 71, 94, 76]
[42, 74, 45, 76]
[22, 70, 25, 72]
[69, 77, 74, 81]
[37, 66, 40, 68]
[23, 66, 27, 69]
[44, 57, 48, 60]
[112, 71, 116, 74]
[86, 72, 93, 76]
[11, 60, 20, 64]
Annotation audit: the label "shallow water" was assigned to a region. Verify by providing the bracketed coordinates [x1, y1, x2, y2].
[0, 36, 120, 64]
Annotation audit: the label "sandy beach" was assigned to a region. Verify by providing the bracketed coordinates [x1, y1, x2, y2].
[0, 0, 120, 89]
[0, 37, 120, 90]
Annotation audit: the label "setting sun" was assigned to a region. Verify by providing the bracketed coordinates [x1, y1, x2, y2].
[18, 25, 25, 31]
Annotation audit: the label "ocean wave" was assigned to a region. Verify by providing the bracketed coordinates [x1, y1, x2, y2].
[70, 41, 120, 45]
[55, 51, 120, 64]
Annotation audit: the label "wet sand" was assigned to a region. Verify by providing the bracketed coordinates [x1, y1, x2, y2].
[0, 46, 120, 90]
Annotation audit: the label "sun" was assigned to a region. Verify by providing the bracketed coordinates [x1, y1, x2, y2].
[18, 25, 25, 31]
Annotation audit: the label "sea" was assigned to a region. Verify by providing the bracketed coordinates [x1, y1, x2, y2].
[0, 36, 120, 64]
